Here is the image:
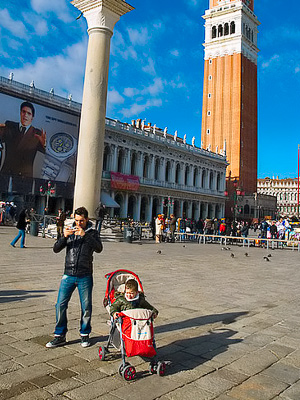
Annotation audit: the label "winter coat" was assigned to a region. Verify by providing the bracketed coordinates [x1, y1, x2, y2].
[53, 221, 103, 277]
[110, 292, 158, 316]
[16, 210, 28, 230]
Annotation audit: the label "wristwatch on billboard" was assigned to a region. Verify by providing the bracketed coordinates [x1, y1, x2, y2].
[42, 132, 77, 180]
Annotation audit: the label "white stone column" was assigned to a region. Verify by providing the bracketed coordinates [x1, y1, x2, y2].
[72, 0, 134, 217]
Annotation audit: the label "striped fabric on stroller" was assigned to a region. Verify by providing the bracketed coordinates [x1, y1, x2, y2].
[99, 269, 166, 380]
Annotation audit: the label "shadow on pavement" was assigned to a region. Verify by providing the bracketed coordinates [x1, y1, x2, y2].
[0, 289, 56, 303]
[158, 327, 243, 376]
[155, 311, 248, 334]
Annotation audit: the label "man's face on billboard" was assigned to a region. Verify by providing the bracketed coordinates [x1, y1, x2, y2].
[20, 106, 33, 126]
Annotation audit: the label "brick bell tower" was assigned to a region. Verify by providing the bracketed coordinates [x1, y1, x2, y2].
[201, 0, 259, 196]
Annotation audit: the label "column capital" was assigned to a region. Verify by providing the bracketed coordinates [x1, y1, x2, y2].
[71, 0, 134, 33]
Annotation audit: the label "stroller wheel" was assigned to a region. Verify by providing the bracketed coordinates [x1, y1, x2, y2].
[157, 361, 166, 377]
[149, 362, 156, 374]
[98, 346, 106, 361]
[122, 365, 136, 381]
[118, 362, 130, 376]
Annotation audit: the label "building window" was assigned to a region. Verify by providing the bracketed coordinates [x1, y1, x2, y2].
[208, 93, 212, 98]
[209, 75, 212, 80]
[209, 59, 213, 64]
[230, 21, 235, 34]
[218, 24, 223, 37]
[206, 129, 210, 135]
[224, 23, 229, 36]
[212, 26, 217, 39]
[207, 111, 211, 116]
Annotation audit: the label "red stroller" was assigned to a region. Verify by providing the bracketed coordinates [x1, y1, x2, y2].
[99, 269, 166, 381]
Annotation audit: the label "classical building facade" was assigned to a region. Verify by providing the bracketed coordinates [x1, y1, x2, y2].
[0, 76, 227, 222]
[201, 0, 259, 195]
[258, 177, 299, 218]
[102, 119, 227, 221]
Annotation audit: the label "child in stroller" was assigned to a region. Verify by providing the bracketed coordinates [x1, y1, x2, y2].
[99, 269, 166, 380]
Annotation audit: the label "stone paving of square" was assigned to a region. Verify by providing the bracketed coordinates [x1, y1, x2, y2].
[1, 226, 300, 399]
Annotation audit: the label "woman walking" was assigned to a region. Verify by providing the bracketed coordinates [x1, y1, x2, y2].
[10, 209, 28, 248]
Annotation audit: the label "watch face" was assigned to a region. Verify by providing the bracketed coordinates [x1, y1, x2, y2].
[48, 132, 76, 159]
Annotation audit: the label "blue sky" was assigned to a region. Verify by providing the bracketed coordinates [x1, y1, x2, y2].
[0, 0, 299, 179]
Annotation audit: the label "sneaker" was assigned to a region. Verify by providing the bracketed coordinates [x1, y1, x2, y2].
[46, 335, 66, 348]
[81, 335, 91, 348]
[10, 243, 15, 248]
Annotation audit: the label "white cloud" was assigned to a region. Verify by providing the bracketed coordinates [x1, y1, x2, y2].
[22, 12, 48, 36]
[261, 54, 279, 69]
[123, 87, 140, 97]
[120, 98, 162, 118]
[143, 78, 164, 96]
[127, 27, 150, 46]
[30, 0, 73, 23]
[108, 89, 124, 105]
[170, 49, 180, 57]
[8, 40, 87, 101]
[0, 9, 27, 38]
[295, 67, 300, 74]
[111, 31, 137, 60]
[142, 57, 156, 76]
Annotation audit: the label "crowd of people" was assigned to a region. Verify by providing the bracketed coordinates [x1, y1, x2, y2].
[0, 201, 17, 225]
[151, 214, 300, 243]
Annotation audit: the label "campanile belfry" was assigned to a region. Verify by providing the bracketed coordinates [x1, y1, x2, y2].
[201, 0, 259, 194]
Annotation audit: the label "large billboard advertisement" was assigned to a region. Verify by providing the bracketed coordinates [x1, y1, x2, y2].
[0, 93, 79, 183]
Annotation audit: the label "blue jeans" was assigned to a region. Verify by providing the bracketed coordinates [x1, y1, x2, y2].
[11, 229, 25, 248]
[96, 219, 103, 233]
[54, 275, 93, 336]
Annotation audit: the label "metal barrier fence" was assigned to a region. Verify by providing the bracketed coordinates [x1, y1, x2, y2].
[174, 232, 300, 252]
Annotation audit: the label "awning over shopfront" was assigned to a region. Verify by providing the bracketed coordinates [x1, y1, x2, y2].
[100, 191, 120, 208]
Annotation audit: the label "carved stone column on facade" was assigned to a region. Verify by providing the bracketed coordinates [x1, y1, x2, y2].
[179, 200, 183, 218]
[187, 201, 192, 219]
[149, 154, 155, 180]
[159, 158, 166, 182]
[125, 148, 131, 175]
[180, 163, 185, 185]
[111, 144, 118, 172]
[170, 160, 176, 184]
[121, 192, 128, 219]
[188, 164, 194, 187]
[136, 151, 143, 177]
[134, 194, 141, 221]
[72, 0, 133, 216]
[147, 195, 153, 222]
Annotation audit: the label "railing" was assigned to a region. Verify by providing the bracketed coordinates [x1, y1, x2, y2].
[174, 233, 300, 252]
[0, 76, 81, 113]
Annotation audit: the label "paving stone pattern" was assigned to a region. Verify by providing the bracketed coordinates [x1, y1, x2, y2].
[1, 226, 300, 399]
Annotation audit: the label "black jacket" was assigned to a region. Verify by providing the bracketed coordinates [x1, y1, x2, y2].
[53, 221, 103, 277]
[16, 210, 28, 230]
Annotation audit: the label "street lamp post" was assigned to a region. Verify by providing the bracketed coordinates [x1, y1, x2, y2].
[40, 181, 55, 238]
[225, 180, 245, 221]
[297, 144, 300, 219]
